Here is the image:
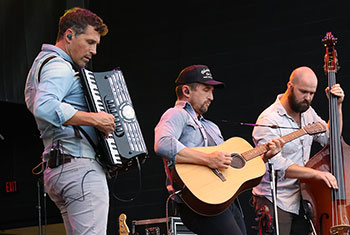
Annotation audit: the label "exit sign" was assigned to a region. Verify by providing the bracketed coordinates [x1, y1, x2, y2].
[1, 180, 18, 194]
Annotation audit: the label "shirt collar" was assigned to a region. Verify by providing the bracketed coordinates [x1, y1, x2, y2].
[275, 94, 307, 121]
[275, 94, 288, 117]
[41, 44, 73, 63]
[175, 100, 204, 120]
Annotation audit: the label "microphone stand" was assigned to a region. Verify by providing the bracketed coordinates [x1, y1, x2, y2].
[37, 174, 47, 235]
[37, 178, 42, 235]
[268, 162, 279, 235]
[240, 122, 299, 130]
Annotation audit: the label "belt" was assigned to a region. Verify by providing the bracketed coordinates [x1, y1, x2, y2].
[47, 153, 74, 168]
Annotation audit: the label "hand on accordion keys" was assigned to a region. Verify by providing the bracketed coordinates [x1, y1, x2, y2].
[64, 110, 115, 138]
[92, 111, 116, 138]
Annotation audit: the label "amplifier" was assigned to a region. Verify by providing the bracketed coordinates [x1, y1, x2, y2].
[132, 217, 196, 235]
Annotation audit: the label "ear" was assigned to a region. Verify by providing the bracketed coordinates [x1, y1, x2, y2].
[182, 85, 190, 97]
[65, 29, 74, 42]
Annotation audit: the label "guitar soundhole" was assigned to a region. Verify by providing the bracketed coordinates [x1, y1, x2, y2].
[230, 153, 246, 169]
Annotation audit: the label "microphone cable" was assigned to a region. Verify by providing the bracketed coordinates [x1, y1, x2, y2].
[110, 156, 143, 202]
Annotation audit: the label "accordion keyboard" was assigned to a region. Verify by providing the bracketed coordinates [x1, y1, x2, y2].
[80, 68, 148, 168]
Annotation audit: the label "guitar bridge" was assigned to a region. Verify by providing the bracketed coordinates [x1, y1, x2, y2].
[212, 168, 226, 182]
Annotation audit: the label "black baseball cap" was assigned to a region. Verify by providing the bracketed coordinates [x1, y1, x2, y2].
[175, 65, 225, 88]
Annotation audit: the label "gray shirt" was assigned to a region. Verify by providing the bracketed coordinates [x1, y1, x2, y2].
[154, 100, 224, 197]
[154, 100, 224, 165]
[252, 94, 328, 214]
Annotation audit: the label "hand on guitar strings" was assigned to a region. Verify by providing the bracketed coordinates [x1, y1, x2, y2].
[206, 151, 233, 170]
[262, 138, 285, 162]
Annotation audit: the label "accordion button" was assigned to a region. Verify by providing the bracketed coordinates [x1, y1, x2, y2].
[115, 131, 124, 137]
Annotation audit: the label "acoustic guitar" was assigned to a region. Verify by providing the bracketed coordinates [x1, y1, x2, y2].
[173, 122, 327, 216]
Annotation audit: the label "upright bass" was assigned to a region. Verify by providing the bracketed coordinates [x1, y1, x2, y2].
[301, 32, 350, 235]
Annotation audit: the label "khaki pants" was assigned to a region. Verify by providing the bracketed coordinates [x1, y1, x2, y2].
[44, 158, 109, 235]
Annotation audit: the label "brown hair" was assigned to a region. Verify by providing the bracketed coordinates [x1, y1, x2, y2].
[175, 83, 199, 99]
[56, 7, 108, 42]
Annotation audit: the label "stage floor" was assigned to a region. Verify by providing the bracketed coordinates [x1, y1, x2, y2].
[0, 223, 65, 235]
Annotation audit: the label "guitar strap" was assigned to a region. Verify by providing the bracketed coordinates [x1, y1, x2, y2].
[163, 106, 211, 195]
[203, 127, 216, 146]
[185, 107, 209, 147]
[184, 104, 222, 146]
[162, 157, 175, 194]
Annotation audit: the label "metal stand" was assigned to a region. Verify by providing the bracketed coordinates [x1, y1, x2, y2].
[268, 162, 279, 235]
[36, 176, 47, 235]
[36, 179, 42, 235]
[302, 200, 317, 235]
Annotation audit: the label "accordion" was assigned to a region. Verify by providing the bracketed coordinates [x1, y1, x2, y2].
[80, 68, 148, 171]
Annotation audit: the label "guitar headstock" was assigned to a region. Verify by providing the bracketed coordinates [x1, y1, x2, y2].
[303, 122, 327, 135]
[322, 32, 340, 73]
[119, 213, 130, 235]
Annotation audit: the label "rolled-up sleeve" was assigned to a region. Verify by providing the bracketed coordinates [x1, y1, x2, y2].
[154, 108, 187, 163]
[33, 59, 77, 128]
[59, 102, 78, 123]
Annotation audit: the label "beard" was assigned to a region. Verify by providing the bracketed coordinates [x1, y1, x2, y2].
[198, 101, 211, 115]
[288, 88, 311, 113]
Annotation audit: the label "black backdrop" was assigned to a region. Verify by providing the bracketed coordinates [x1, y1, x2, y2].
[1, 1, 350, 234]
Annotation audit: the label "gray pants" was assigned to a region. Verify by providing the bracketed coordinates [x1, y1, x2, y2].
[44, 158, 109, 235]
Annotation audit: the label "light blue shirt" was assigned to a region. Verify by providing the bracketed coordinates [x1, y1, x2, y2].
[25, 44, 97, 159]
[252, 94, 329, 214]
[154, 100, 224, 165]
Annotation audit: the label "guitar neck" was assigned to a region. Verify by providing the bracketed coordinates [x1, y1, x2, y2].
[242, 128, 307, 161]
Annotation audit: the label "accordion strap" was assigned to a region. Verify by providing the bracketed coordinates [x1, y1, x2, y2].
[37, 55, 80, 82]
[37, 55, 56, 83]
[73, 125, 116, 178]
[72, 125, 101, 156]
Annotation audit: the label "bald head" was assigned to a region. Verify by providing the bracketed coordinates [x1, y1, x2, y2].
[289, 66, 318, 87]
[283, 66, 318, 114]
